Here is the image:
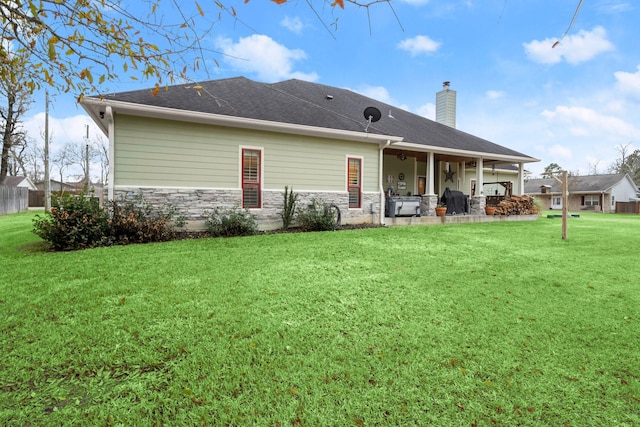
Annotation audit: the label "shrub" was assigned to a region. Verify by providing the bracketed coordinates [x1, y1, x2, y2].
[296, 198, 340, 232]
[204, 207, 258, 237]
[106, 194, 186, 244]
[33, 192, 110, 251]
[33, 192, 186, 251]
[281, 186, 298, 230]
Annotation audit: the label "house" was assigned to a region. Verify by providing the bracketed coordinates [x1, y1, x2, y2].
[524, 173, 638, 213]
[81, 77, 538, 230]
[0, 175, 37, 191]
[35, 179, 77, 193]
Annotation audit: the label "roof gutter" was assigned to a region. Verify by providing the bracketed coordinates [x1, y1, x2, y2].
[81, 97, 404, 145]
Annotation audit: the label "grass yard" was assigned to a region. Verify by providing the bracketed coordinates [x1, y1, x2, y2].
[1, 212, 639, 426]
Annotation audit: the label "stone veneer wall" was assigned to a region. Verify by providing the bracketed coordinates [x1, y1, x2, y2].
[114, 187, 380, 231]
[420, 195, 439, 216]
[419, 194, 487, 216]
[469, 195, 487, 215]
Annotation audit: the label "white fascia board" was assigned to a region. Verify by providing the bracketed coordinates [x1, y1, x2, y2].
[577, 190, 612, 194]
[81, 97, 404, 145]
[391, 141, 540, 164]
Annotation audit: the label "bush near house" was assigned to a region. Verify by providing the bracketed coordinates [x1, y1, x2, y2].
[204, 206, 258, 237]
[296, 198, 339, 231]
[32, 193, 110, 251]
[108, 193, 185, 244]
[32, 192, 185, 251]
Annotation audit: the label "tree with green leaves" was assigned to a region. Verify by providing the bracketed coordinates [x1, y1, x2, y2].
[541, 162, 562, 178]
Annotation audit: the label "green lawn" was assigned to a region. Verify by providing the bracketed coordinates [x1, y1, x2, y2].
[1, 211, 639, 426]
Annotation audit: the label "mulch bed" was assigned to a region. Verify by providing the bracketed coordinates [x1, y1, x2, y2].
[174, 223, 384, 240]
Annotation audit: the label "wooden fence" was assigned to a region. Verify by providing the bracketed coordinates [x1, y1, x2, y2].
[0, 185, 29, 215]
[29, 190, 45, 207]
[615, 201, 640, 214]
[28, 189, 104, 208]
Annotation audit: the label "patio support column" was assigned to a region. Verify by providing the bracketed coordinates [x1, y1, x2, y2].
[378, 140, 391, 225]
[517, 162, 525, 195]
[476, 156, 484, 192]
[420, 151, 438, 216]
[426, 151, 435, 195]
[459, 162, 465, 191]
[469, 156, 486, 215]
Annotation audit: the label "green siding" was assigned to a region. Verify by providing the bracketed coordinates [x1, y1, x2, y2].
[114, 115, 380, 192]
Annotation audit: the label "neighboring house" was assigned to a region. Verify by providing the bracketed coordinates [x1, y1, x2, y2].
[524, 173, 638, 213]
[0, 176, 37, 191]
[35, 179, 77, 192]
[30, 180, 105, 207]
[81, 77, 538, 229]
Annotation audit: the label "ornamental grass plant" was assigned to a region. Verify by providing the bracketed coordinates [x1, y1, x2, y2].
[1, 211, 639, 425]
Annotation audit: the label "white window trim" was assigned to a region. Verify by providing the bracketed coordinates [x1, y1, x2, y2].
[346, 155, 364, 210]
[239, 145, 264, 209]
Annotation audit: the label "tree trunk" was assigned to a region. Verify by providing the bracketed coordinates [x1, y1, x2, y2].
[0, 92, 16, 180]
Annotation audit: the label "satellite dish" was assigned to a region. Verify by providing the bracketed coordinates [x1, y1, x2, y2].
[363, 106, 381, 123]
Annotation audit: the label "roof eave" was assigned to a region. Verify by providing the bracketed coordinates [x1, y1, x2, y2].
[391, 141, 539, 164]
[81, 97, 404, 144]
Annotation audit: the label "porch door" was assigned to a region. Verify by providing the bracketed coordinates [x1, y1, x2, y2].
[418, 176, 426, 195]
[551, 196, 562, 210]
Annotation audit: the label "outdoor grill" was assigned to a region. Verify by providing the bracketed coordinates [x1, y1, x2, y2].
[440, 188, 468, 215]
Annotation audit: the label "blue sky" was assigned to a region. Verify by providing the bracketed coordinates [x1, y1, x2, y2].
[24, 0, 640, 180]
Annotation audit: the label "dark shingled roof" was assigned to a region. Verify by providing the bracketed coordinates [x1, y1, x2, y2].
[525, 174, 631, 194]
[0, 176, 28, 187]
[99, 76, 536, 161]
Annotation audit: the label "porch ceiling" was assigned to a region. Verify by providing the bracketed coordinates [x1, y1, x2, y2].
[385, 147, 515, 167]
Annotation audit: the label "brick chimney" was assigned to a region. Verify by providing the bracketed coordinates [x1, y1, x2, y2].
[436, 81, 456, 128]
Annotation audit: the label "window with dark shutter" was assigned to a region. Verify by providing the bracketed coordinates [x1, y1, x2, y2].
[242, 149, 261, 208]
[348, 158, 361, 208]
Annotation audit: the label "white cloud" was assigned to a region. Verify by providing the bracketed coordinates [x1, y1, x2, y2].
[23, 112, 105, 180]
[597, 2, 633, 14]
[399, 0, 431, 5]
[351, 85, 410, 111]
[486, 90, 506, 100]
[523, 26, 614, 65]
[397, 35, 441, 57]
[355, 85, 393, 103]
[416, 103, 435, 120]
[24, 113, 101, 147]
[215, 34, 318, 82]
[281, 16, 304, 34]
[541, 105, 640, 140]
[615, 65, 640, 98]
[547, 144, 573, 160]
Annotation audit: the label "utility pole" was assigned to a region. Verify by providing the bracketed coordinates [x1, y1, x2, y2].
[44, 91, 50, 212]
[551, 170, 569, 240]
[85, 124, 89, 186]
[562, 170, 568, 240]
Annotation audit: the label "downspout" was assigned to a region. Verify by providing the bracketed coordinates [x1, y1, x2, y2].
[379, 139, 391, 225]
[106, 106, 115, 201]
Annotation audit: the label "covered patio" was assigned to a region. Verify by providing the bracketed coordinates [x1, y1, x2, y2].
[380, 144, 536, 223]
